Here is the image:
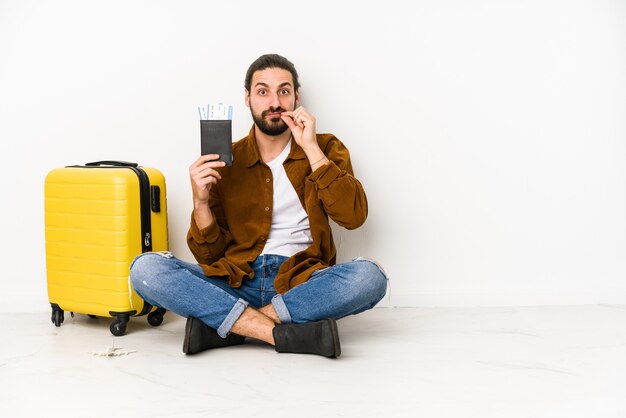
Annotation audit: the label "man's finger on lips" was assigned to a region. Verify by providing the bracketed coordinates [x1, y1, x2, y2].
[289, 111, 301, 123]
[281, 112, 296, 125]
[281, 114, 296, 128]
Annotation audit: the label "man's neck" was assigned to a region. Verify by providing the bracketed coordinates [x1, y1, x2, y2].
[255, 126, 292, 163]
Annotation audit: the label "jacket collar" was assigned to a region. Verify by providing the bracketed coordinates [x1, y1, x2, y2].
[241, 125, 307, 167]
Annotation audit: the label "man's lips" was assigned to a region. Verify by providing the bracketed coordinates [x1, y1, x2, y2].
[265, 112, 283, 121]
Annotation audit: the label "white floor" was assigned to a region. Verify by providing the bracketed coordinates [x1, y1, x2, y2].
[1, 305, 625, 418]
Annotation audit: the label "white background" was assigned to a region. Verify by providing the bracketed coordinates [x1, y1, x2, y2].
[1, 0, 625, 311]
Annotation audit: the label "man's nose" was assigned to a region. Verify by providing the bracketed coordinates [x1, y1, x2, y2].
[268, 92, 281, 108]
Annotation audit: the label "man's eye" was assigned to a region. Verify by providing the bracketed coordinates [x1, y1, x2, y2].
[280, 89, 290, 95]
[258, 90, 267, 95]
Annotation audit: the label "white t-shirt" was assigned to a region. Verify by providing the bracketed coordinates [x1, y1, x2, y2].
[260, 140, 313, 257]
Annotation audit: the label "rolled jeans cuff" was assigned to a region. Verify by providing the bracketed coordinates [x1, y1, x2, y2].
[217, 298, 249, 338]
[271, 294, 292, 324]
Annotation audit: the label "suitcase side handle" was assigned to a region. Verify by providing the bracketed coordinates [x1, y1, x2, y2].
[85, 161, 138, 167]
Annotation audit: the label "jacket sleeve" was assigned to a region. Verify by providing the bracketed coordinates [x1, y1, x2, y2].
[186, 185, 232, 265]
[306, 137, 368, 229]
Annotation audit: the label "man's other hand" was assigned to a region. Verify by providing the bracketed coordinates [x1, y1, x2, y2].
[189, 154, 226, 206]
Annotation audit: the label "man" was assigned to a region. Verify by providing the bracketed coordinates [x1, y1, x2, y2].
[130, 54, 387, 358]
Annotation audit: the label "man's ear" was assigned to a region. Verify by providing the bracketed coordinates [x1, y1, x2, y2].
[245, 89, 250, 107]
[295, 90, 300, 107]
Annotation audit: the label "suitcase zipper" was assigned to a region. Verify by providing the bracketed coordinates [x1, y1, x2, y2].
[125, 166, 155, 316]
[127, 166, 153, 253]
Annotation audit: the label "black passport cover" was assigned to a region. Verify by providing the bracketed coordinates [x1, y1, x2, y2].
[200, 120, 232, 166]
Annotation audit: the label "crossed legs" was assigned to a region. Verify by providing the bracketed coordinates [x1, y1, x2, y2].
[232, 305, 279, 345]
[130, 253, 388, 356]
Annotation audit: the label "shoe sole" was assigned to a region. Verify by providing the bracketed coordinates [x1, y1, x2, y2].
[182, 317, 194, 354]
[327, 319, 341, 358]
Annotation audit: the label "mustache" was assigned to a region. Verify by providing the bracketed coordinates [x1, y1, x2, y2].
[261, 107, 286, 118]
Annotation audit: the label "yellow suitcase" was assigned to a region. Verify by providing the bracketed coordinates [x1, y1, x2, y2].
[44, 161, 169, 336]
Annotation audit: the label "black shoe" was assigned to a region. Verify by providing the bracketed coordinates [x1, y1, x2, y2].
[272, 319, 341, 358]
[183, 317, 246, 355]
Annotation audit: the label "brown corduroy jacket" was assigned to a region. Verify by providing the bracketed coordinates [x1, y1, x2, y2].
[187, 126, 368, 294]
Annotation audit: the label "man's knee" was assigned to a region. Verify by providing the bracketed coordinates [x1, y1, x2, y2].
[353, 258, 388, 304]
[129, 252, 172, 288]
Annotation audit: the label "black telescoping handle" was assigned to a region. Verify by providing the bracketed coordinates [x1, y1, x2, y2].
[85, 161, 138, 167]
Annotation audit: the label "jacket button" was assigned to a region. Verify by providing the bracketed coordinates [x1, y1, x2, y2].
[266, 178, 271, 182]
[265, 206, 270, 211]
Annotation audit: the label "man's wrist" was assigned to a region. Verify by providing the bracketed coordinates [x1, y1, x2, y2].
[194, 200, 210, 210]
[300, 141, 322, 156]
[310, 156, 329, 170]
[193, 202, 214, 231]
[303, 144, 326, 166]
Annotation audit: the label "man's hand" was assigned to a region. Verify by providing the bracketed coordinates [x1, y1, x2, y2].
[189, 154, 225, 206]
[281, 106, 318, 152]
[281, 107, 329, 171]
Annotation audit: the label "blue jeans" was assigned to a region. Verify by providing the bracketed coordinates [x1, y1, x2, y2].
[129, 253, 388, 338]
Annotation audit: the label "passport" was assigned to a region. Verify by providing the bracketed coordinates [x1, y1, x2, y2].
[200, 120, 232, 166]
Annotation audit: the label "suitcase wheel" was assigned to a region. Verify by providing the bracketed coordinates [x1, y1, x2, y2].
[52, 309, 64, 327]
[50, 304, 64, 327]
[110, 314, 130, 336]
[147, 308, 166, 327]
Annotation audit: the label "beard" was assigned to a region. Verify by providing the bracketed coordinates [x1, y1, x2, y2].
[250, 105, 290, 136]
